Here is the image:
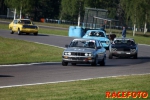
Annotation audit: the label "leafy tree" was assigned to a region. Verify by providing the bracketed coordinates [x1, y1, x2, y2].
[4, 0, 61, 21]
[120, 0, 150, 35]
[32, 0, 60, 19]
[4, 0, 33, 14]
[84, 0, 119, 19]
[60, 0, 119, 25]
[60, 0, 81, 21]
[0, 0, 7, 15]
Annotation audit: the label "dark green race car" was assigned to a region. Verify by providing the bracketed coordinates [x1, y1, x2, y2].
[109, 37, 138, 59]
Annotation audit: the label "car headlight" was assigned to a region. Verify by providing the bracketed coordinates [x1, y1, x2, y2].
[106, 41, 109, 45]
[88, 53, 92, 56]
[85, 53, 88, 56]
[130, 49, 136, 52]
[64, 52, 71, 55]
[64, 52, 68, 55]
[68, 52, 71, 55]
[85, 53, 92, 56]
[111, 48, 117, 51]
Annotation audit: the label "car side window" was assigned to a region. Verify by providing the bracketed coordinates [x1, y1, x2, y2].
[13, 20, 18, 24]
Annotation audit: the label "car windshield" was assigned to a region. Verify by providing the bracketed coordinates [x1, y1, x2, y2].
[114, 39, 135, 45]
[88, 31, 105, 37]
[69, 40, 96, 48]
[18, 20, 32, 24]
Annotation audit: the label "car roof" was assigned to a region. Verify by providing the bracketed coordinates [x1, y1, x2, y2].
[86, 29, 105, 33]
[73, 38, 97, 41]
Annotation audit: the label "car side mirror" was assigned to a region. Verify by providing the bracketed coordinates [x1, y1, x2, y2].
[65, 44, 69, 48]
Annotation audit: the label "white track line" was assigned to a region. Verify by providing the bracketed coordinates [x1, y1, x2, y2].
[0, 73, 150, 88]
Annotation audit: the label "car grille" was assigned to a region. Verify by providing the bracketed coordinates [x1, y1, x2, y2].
[115, 48, 130, 51]
[112, 48, 130, 51]
[71, 52, 85, 56]
[101, 41, 106, 43]
[23, 25, 38, 29]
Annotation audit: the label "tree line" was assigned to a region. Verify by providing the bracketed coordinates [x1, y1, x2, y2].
[0, 0, 150, 34]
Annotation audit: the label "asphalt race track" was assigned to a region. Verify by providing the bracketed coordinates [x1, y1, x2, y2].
[0, 29, 150, 88]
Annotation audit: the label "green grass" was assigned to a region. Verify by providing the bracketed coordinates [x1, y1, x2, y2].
[0, 36, 64, 65]
[38, 28, 68, 36]
[0, 74, 150, 100]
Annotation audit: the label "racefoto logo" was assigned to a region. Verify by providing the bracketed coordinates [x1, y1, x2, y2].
[106, 91, 148, 99]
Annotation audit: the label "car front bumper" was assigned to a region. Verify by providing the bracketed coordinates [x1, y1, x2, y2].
[62, 56, 95, 63]
[21, 28, 38, 33]
[111, 51, 137, 57]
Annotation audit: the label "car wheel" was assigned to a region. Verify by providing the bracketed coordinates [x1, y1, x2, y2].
[100, 57, 106, 66]
[106, 47, 109, 50]
[71, 63, 76, 66]
[34, 32, 38, 35]
[91, 56, 98, 66]
[17, 29, 21, 35]
[10, 30, 14, 34]
[62, 61, 68, 66]
[26, 33, 29, 35]
[109, 53, 113, 59]
[133, 53, 138, 59]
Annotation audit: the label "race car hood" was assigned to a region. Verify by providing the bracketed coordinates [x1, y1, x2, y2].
[64, 47, 95, 52]
[111, 44, 136, 49]
[82, 36, 109, 41]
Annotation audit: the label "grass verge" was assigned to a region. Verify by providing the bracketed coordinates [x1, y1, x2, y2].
[0, 36, 64, 65]
[0, 74, 150, 100]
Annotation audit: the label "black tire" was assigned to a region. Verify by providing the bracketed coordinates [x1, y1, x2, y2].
[109, 53, 113, 59]
[62, 61, 68, 66]
[26, 33, 29, 35]
[34, 32, 38, 35]
[71, 63, 76, 66]
[10, 30, 14, 34]
[133, 53, 138, 59]
[106, 47, 109, 50]
[17, 29, 21, 35]
[91, 56, 98, 66]
[100, 57, 106, 66]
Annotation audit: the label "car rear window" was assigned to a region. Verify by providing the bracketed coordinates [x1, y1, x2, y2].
[70, 40, 96, 48]
[19, 20, 31, 24]
[88, 31, 105, 37]
[114, 40, 135, 45]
